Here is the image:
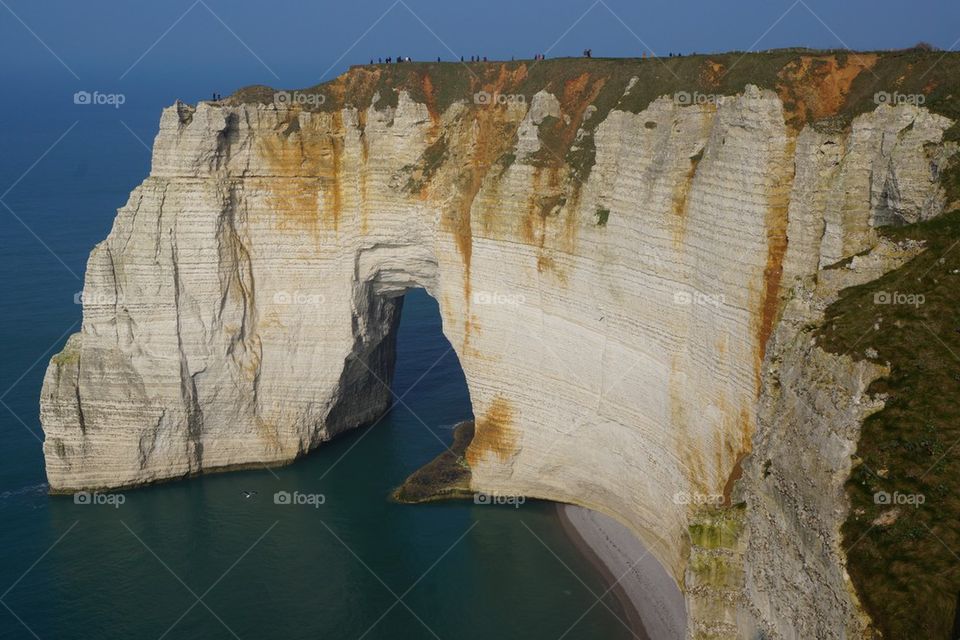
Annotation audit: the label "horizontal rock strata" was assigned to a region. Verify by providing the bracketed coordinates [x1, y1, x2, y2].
[41, 58, 956, 638]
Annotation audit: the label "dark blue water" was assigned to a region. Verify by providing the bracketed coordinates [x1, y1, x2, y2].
[0, 105, 632, 638]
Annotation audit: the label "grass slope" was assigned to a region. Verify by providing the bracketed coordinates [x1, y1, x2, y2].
[819, 205, 960, 639]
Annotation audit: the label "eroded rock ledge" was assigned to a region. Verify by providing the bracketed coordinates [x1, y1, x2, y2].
[41, 54, 960, 638]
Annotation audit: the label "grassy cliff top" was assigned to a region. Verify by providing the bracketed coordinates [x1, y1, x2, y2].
[228, 48, 960, 136]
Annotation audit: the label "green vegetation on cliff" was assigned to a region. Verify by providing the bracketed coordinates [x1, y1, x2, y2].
[819, 202, 960, 638]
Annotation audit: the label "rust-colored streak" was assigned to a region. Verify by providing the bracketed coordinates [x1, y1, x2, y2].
[670, 152, 702, 246]
[720, 405, 754, 506]
[474, 63, 530, 103]
[672, 155, 700, 218]
[358, 109, 369, 234]
[539, 73, 608, 167]
[439, 105, 524, 345]
[421, 73, 439, 124]
[721, 452, 748, 507]
[465, 395, 518, 465]
[521, 167, 543, 244]
[453, 171, 477, 296]
[756, 139, 795, 373]
[326, 111, 344, 232]
[671, 109, 715, 248]
[775, 54, 878, 129]
[259, 109, 346, 235]
[700, 60, 725, 89]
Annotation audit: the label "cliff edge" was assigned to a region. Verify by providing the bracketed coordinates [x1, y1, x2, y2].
[40, 51, 960, 638]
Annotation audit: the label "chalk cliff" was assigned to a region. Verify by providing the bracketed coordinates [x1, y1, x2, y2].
[40, 54, 959, 637]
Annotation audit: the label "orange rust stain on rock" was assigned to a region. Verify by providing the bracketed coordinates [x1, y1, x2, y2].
[478, 168, 504, 237]
[450, 173, 476, 301]
[507, 63, 529, 87]
[521, 166, 573, 282]
[700, 60, 725, 89]
[721, 452, 747, 507]
[535, 254, 568, 284]
[560, 185, 582, 256]
[553, 74, 608, 160]
[670, 110, 714, 248]
[755, 138, 796, 385]
[670, 152, 701, 245]
[358, 110, 370, 234]
[775, 54, 878, 129]
[326, 111, 344, 232]
[421, 74, 440, 124]
[441, 106, 523, 329]
[259, 135, 319, 235]
[715, 334, 728, 357]
[521, 166, 546, 243]
[259, 109, 346, 235]
[465, 395, 518, 465]
[323, 66, 384, 112]
[527, 166, 546, 242]
[719, 404, 754, 507]
[476, 63, 529, 100]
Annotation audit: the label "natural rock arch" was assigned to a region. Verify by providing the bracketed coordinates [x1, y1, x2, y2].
[41, 68, 956, 636]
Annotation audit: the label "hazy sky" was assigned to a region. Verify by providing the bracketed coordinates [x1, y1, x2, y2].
[2, 0, 959, 102]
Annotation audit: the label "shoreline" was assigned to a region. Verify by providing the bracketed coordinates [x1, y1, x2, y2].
[556, 504, 687, 640]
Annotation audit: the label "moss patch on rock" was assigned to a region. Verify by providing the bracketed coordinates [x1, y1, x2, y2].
[594, 207, 610, 227]
[403, 134, 449, 194]
[392, 421, 474, 503]
[688, 504, 745, 551]
[51, 336, 81, 367]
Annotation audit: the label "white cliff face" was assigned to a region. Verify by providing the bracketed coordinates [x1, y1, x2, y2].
[41, 75, 954, 638]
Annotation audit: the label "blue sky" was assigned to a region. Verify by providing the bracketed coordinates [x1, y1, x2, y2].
[2, 0, 959, 103]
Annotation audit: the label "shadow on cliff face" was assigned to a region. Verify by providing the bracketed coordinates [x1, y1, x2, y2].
[351, 286, 476, 492]
[322, 292, 405, 448]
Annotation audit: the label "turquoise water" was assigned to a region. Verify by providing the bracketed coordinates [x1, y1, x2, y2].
[0, 107, 632, 639]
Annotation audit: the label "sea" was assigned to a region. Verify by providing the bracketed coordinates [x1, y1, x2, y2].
[0, 93, 632, 639]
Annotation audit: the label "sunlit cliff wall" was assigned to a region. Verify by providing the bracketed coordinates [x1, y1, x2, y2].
[40, 55, 958, 638]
